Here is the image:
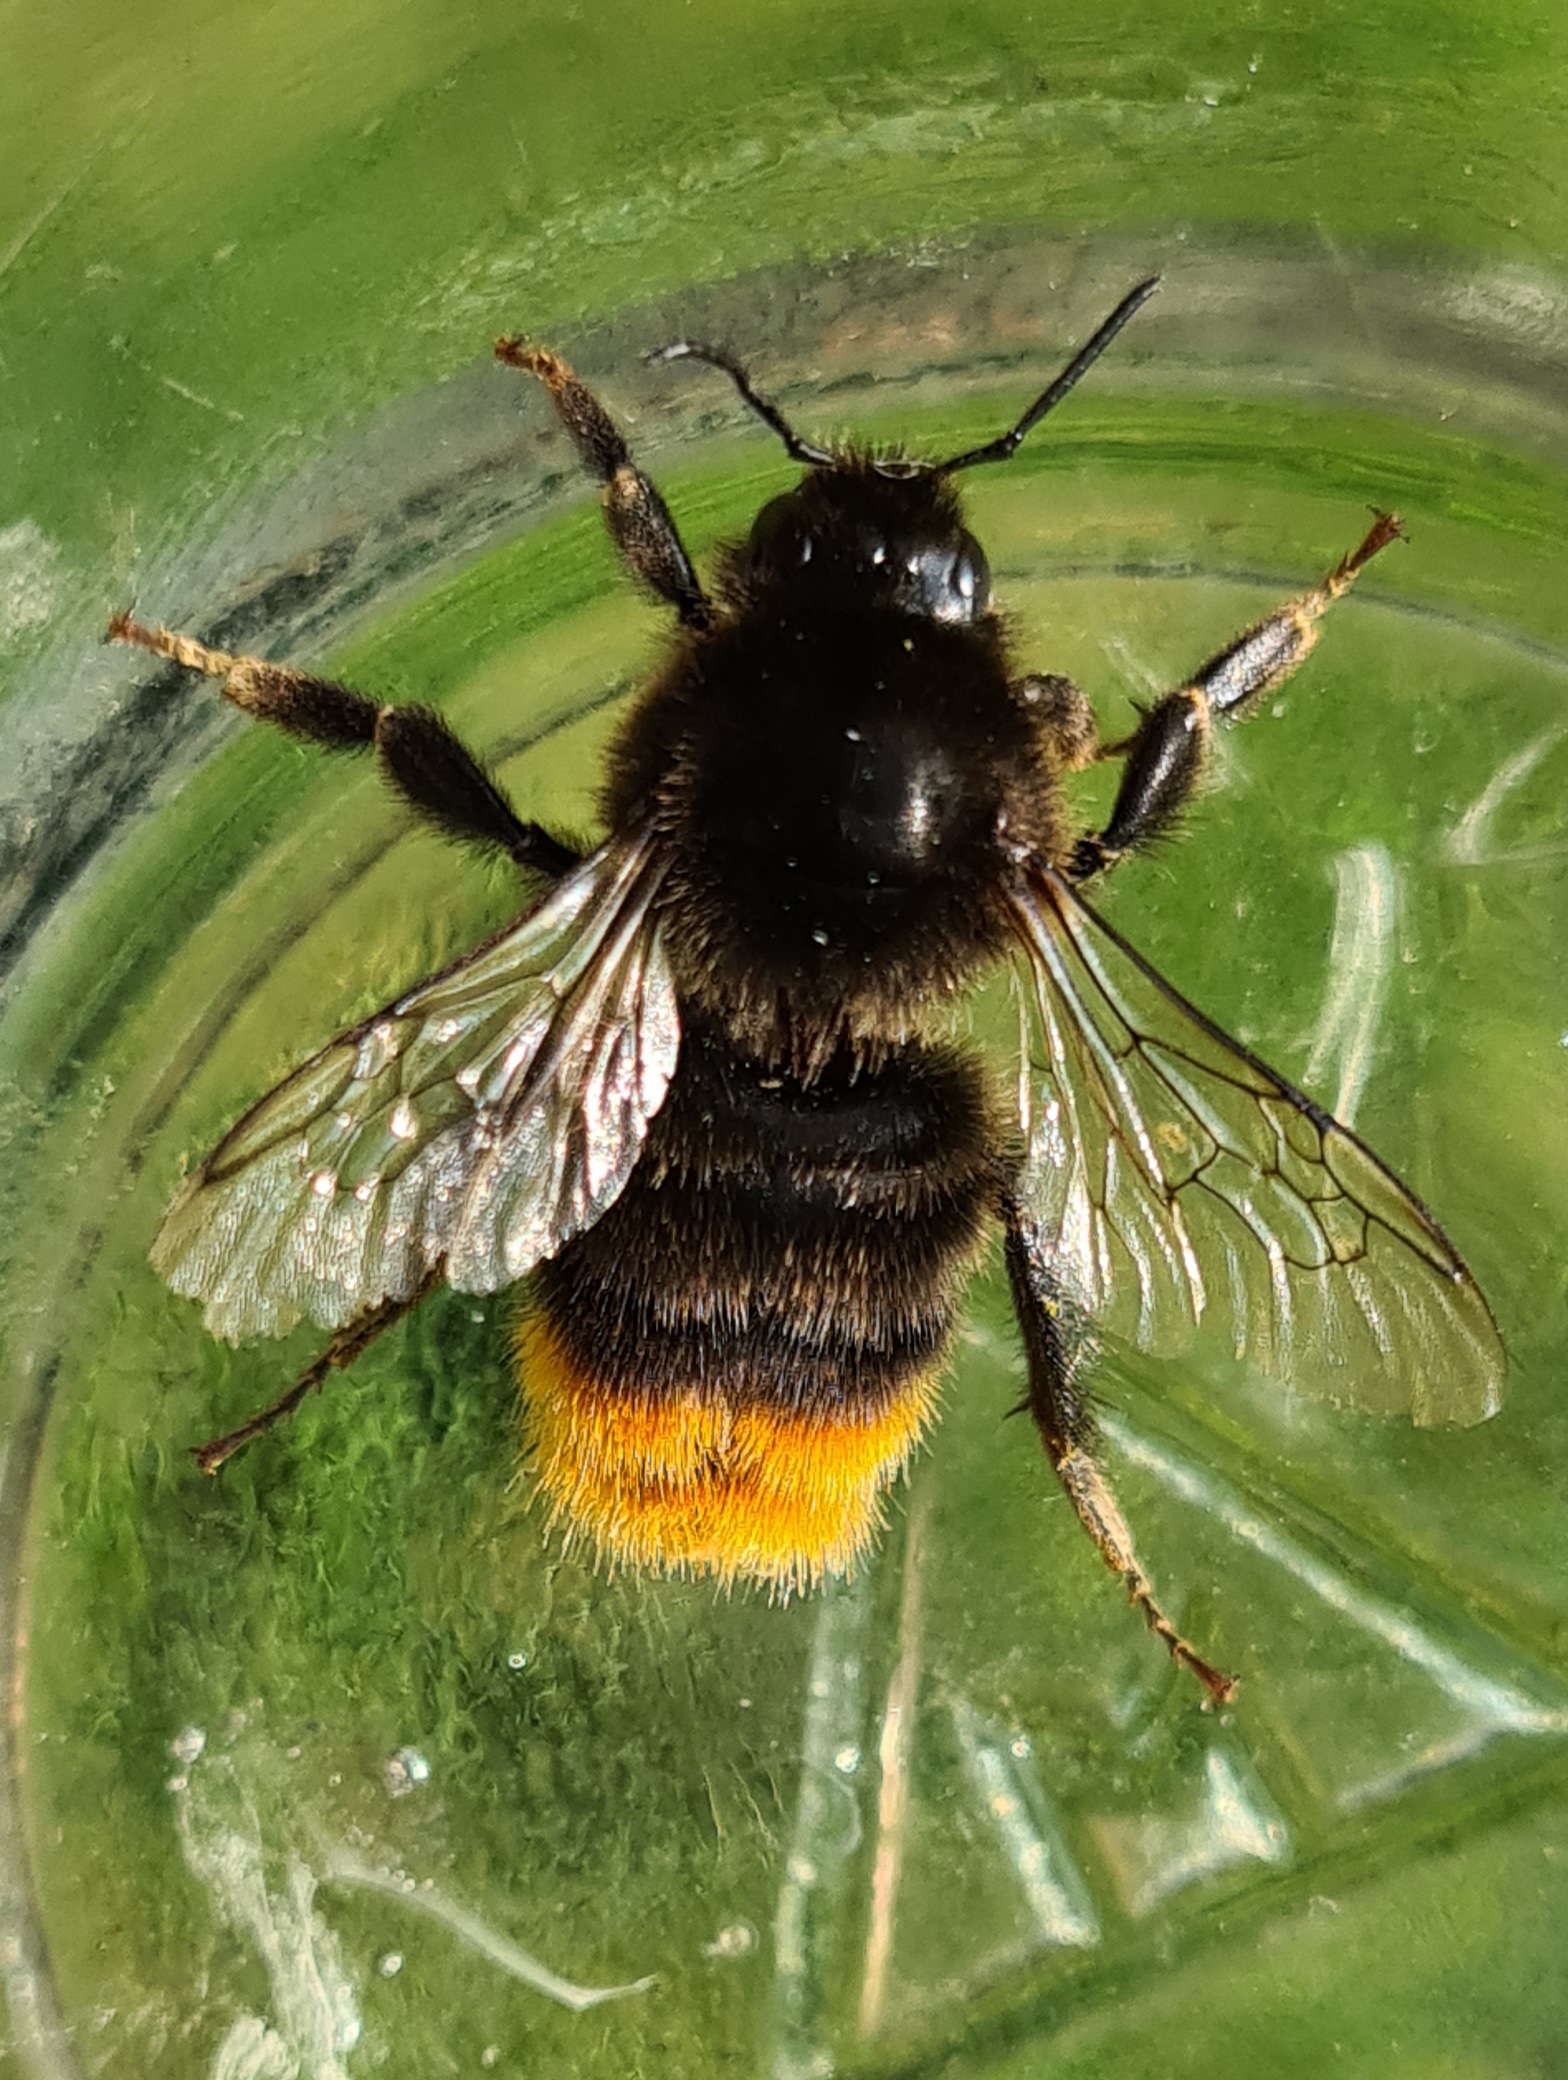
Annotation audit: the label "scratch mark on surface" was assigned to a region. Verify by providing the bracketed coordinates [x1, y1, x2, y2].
[1092, 1746, 1288, 1915]
[320, 1845, 656, 2011]
[857, 1494, 927, 2036]
[771, 1572, 873, 2080]
[174, 1748, 361, 2080]
[156, 371, 247, 423]
[0, 153, 98, 285]
[1303, 842, 1398, 1127]
[1445, 723, 1567, 866]
[950, 1697, 1099, 1945]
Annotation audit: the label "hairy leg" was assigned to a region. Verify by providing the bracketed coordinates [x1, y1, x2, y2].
[496, 340, 712, 630]
[1004, 1216, 1236, 1705]
[191, 1277, 439, 1475]
[1069, 512, 1403, 881]
[107, 614, 579, 878]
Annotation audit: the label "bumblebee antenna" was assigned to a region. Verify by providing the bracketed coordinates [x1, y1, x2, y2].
[937, 277, 1161, 473]
[646, 340, 836, 467]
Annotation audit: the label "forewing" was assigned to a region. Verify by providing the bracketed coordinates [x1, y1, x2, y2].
[153, 834, 680, 1341]
[1009, 864, 1504, 1426]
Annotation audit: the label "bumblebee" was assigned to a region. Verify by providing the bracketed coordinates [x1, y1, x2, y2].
[111, 280, 1504, 1702]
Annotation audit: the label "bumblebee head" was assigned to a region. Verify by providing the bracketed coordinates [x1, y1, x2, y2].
[647, 276, 1158, 625]
[739, 466, 993, 624]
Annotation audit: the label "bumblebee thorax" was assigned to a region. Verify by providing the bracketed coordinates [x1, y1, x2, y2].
[604, 602, 1057, 1069]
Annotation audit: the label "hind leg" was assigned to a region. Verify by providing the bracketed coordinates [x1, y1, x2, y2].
[1004, 1216, 1235, 1705]
[191, 1279, 439, 1475]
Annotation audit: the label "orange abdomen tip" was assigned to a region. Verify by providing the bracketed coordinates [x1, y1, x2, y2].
[515, 1313, 940, 1594]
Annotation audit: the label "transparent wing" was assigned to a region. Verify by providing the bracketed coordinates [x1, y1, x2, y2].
[153, 833, 680, 1342]
[1009, 864, 1504, 1426]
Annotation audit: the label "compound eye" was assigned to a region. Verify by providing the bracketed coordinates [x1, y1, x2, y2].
[950, 533, 991, 618]
[903, 533, 992, 622]
[748, 493, 814, 571]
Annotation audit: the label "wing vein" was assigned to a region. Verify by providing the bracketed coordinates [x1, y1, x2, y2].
[1007, 862, 1504, 1427]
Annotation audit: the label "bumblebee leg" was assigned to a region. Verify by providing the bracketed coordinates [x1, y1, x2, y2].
[1069, 511, 1403, 881]
[496, 340, 712, 631]
[192, 1279, 438, 1475]
[1004, 1219, 1236, 1705]
[106, 614, 579, 879]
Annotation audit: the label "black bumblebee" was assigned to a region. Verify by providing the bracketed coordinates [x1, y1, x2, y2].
[111, 280, 1503, 1702]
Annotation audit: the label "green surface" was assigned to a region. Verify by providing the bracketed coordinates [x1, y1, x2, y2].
[4, 0, 1568, 588]
[4, 2, 1568, 2077]
[11, 420, 1568, 2078]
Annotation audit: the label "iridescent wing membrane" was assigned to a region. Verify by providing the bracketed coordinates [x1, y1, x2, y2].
[153, 834, 680, 1342]
[1008, 865, 1504, 1425]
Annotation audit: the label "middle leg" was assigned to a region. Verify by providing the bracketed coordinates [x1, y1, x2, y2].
[1069, 511, 1403, 881]
[191, 1274, 440, 1475]
[107, 614, 580, 879]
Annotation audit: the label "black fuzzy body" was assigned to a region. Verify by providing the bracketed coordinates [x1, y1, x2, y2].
[139, 295, 1456, 1667]
[603, 466, 1061, 1071]
[532, 1018, 1001, 1422]
[537, 465, 1060, 1446]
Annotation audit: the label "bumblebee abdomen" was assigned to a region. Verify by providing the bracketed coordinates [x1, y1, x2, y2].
[519, 1027, 998, 1591]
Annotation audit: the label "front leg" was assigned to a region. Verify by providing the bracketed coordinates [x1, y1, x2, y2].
[1004, 1212, 1235, 1705]
[1069, 511, 1403, 881]
[496, 341, 713, 631]
[107, 614, 579, 879]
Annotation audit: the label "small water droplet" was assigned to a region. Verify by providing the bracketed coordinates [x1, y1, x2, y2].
[379, 1952, 403, 1978]
[702, 1920, 757, 1959]
[384, 1746, 431, 1797]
